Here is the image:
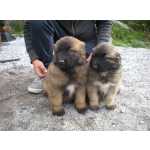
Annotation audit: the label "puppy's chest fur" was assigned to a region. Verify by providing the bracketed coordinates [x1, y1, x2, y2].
[92, 72, 116, 95]
[94, 81, 115, 95]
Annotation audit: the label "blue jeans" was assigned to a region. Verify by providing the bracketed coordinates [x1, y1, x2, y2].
[27, 20, 97, 68]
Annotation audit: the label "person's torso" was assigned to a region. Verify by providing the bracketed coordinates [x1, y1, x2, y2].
[57, 20, 97, 41]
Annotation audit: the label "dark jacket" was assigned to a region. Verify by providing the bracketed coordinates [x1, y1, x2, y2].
[24, 20, 112, 62]
[57, 20, 112, 42]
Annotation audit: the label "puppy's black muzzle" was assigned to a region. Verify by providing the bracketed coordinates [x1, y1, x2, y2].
[55, 51, 85, 74]
[91, 57, 120, 72]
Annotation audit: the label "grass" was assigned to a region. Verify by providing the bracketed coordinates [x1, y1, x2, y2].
[10, 21, 24, 37]
[112, 22, 150, 48]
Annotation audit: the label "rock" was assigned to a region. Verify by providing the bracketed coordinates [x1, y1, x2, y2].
[120, 107, 126, 113]
[139, 120, 145, 124]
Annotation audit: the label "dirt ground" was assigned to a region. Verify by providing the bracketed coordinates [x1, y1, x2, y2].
[0, 38, 150, 130]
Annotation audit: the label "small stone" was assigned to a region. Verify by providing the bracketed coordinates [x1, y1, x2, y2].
[139, 120, 144, 124]
[112, 123, 116, 127]
[120, 107, 126, 113]
[21, 106, 27, 110]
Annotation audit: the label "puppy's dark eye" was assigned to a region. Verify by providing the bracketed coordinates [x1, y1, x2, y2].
[100, 53, 106, 57]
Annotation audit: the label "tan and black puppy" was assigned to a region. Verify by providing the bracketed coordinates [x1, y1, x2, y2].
[87, 43, 122, 110]
[43, 36, 87, 116]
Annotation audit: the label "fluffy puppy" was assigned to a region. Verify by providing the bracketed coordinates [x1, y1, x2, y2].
[43, 36, 87, 116]
[87, 43, 122, 110]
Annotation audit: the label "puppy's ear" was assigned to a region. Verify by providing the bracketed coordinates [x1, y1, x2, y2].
[114, 47, 121, 58]
[115, 52, 121, 63]
[92, 47, 98, 57]
[79, 41, 86, 58]
[92, 43, 104, 54]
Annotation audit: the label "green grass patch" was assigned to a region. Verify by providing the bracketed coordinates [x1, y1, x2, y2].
[112, 22, 150, 48]
[10, 21, 24, 36]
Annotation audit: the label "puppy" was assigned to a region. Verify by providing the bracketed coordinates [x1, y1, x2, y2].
[43, 36, 87, 116]
[87, 43, 122, 110]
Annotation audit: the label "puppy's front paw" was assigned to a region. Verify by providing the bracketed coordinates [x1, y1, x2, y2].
[75, 99, 87, 114]
[52, 109, 65, 116]
[106, 104, 116, 110]
[76, 107, 87, 114]
[89, 105, 100, 111]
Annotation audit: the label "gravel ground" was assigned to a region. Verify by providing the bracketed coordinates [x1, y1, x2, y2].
[0, 38, 150, 130]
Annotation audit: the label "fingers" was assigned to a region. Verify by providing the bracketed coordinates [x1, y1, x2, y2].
[35, 66, 47, 78]
[39, 64, 48, 77]
[32, 59, 48, 78]
[86, 53, 93, 63]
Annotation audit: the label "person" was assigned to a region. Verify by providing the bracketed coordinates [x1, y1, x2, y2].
[0, 21, 5, 43]
[24, 20, 112, 94]
[0, 20, 15, 42]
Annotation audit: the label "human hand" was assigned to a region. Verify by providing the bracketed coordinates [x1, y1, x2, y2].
[32, 59, 47, 78]
[86, 53, 93, 63]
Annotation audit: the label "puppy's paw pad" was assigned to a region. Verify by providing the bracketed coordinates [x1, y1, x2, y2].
[52, 109, 65, 116]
